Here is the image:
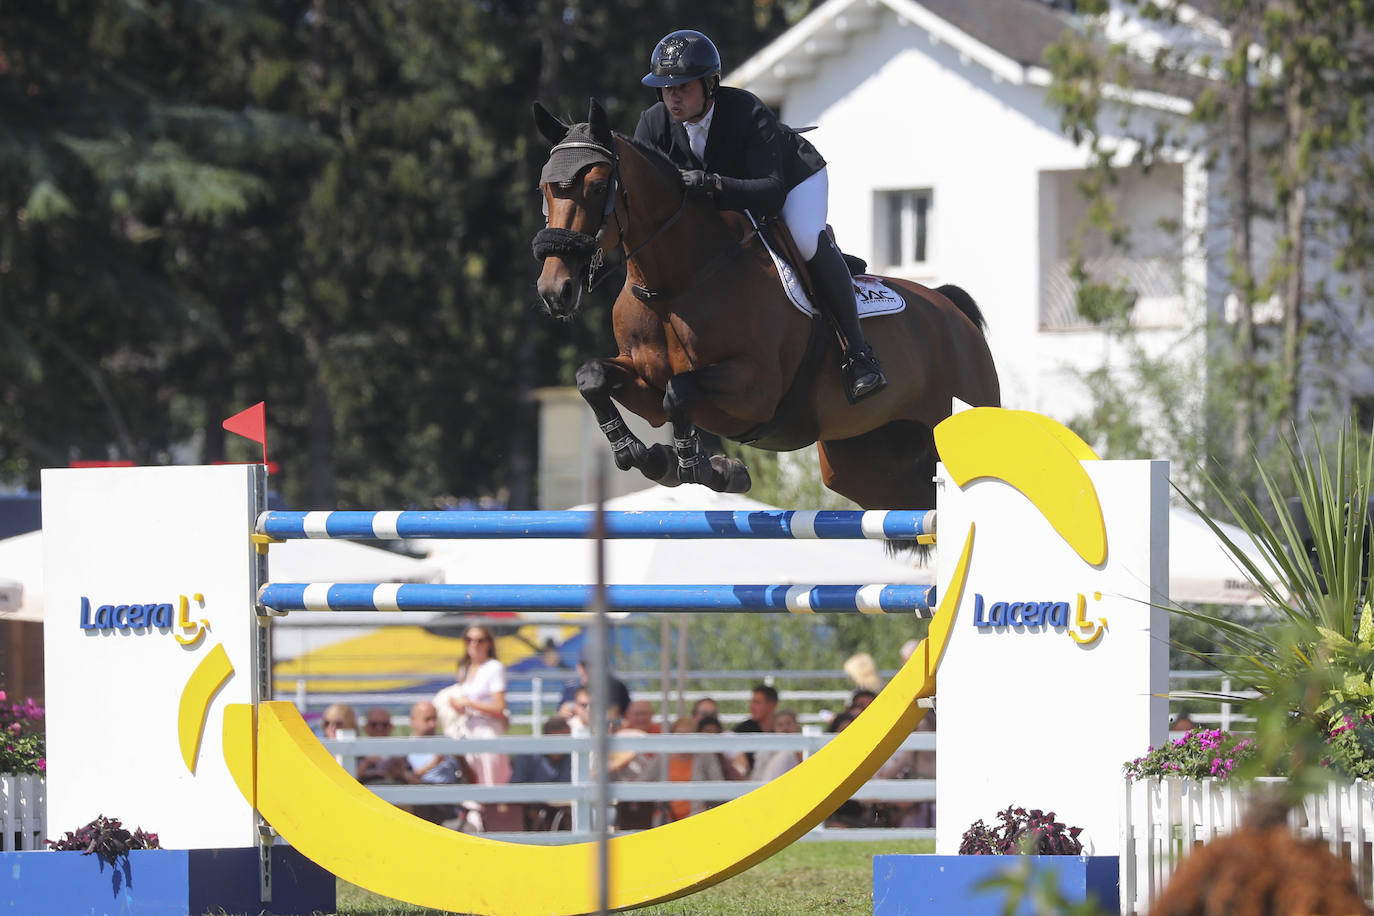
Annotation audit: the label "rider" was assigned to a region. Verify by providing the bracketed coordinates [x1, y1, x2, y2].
[635, 29, 887, 404]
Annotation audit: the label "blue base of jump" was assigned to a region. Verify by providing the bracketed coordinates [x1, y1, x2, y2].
[872, 854, 1118, 915]
[0, 846, 334, 916]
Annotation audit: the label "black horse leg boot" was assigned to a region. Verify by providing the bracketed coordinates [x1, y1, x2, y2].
[807, 231, 887, 403]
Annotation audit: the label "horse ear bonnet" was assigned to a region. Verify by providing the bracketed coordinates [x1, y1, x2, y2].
[539, 120, 614, 185]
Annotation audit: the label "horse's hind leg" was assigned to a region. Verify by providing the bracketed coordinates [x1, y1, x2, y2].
[663, 371, 751, 494]
[817, 420, 938, 509]
[576, 357, 680, 487]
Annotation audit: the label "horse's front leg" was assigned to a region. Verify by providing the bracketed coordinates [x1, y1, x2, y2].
[575, 357, 681, 487]
[663, 369, 752, 494]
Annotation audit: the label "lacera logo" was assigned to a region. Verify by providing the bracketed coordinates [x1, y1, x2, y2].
[972, 591, 1107, 647]
[80, 593, 210, 645]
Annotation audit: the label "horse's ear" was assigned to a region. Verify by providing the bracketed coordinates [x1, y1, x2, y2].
[587, 98, 612, 147]
[532, 101, 569, 146]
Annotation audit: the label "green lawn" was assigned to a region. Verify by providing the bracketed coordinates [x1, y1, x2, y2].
[325, 839, 933, 916]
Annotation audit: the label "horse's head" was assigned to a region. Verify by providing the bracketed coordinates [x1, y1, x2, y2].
[532, 99, 620, 319]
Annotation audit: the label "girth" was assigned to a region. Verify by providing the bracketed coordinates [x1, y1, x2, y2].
[724, 314, 832, 452]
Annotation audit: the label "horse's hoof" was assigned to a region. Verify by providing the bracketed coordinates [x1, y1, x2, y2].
[642, 444, 681, 487]
[710, 456, 752, 494]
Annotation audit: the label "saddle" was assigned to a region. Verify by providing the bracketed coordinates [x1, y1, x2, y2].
[755, 217, 869, 297]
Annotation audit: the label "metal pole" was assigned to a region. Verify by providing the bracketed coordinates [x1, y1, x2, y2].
[660, 617, 671, 731]
[676, 614, 688, 720]
[590, 462, 610, 916]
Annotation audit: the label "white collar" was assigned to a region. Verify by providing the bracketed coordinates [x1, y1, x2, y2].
[683, 101, 715, 136]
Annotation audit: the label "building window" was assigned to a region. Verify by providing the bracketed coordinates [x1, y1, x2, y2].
[874, 189, 932, 271]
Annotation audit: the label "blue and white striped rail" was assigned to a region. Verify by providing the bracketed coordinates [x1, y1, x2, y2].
[255, 509, 936, 542]
[257, 583, 935, 616]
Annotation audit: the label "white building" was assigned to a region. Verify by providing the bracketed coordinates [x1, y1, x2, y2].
[727, 0, 1371, 449]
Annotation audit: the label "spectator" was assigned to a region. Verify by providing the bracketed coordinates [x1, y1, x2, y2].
[319, 703, 357, 739]
[356, 707, 408, 784]
[849, 689, 878, 716]
[751, 709, 802, 782]
[690, 714, 742, 815]
[511, 716, 573, 832]
[611, 704, 661, 830]
[511, 716, 573, 784]
[558, 659, 631, 722]
[664, 717, 697, 821]
[732, 684, 778, 773]
[899, 639, 921, 664]
[624, 699, 661, 734]
[691, 697, 718, 724]
[1170, 712, 1196, 735]
[566, 685, 621, 737]
[405, 700, 463, 825]
[843, 651, 882, 691]
[433, 624, 511, 830]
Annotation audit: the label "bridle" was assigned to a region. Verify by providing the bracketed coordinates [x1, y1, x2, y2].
[532, 136, 691, 293]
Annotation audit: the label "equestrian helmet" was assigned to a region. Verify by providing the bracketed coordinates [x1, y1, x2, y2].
[641, 30, 722, 90]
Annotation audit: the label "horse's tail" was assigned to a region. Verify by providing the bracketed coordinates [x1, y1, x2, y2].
[935, 283, 986, 332]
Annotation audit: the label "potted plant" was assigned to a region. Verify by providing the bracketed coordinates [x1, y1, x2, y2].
[873, 806, 1118, 915]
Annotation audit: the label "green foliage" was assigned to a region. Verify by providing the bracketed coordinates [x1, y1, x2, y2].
[1123, 728, 1256, 780]
[1172, 418, 1374, 794]
[0, 691, 44, 775]
[2, 1, 810, 508]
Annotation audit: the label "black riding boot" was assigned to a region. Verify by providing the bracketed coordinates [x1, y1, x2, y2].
[807, 231, 887, 403]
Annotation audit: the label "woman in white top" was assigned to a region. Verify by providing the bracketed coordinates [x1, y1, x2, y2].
[434, 625, 511, 787]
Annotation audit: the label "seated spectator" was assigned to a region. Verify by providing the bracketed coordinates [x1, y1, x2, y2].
[849, 689, 878, 716]
[610, 704, 661, 831]
[690, 714, 743, 815]
[511, 716, 573, 784]
[319, 702, 357, 739]
[558, 659, 631, 722]
[732, 684, 778, 773]
[511, 717, 573, 832]
[623, 699, 661, 734]
[404, 700, 464, 826]
[664, 717, 697, 821]
[751, 709, 803, 782]
[691, 696, 718, 724]
[357, 707, 408, 784]
[565, 685, 621, 737]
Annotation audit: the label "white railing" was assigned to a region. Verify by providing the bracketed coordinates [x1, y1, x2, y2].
[0, 774, 45, 850]
[324, 730, 935, 842]
[1121, 777, 1374, 914]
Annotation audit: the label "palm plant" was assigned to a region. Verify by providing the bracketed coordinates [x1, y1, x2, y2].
[1174, 420, 1374, 787]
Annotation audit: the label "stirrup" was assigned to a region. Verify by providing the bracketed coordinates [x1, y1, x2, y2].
[842, 346, 887, 404]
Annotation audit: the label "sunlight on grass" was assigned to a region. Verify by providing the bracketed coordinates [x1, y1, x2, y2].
[323, 839, 933, 916]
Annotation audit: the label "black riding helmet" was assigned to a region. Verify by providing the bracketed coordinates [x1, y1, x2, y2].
[641, 29, 721, 99]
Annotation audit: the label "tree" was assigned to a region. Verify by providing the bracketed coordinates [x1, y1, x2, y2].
[1044, 0, 1374, 501]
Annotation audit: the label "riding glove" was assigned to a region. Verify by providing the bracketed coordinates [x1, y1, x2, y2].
[679, 169, 722, 199]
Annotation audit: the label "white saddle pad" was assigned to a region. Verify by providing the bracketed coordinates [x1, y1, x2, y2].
[750, 214, 907, 320]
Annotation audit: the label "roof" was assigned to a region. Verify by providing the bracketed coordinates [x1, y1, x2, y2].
[729, 0, 1198, 114]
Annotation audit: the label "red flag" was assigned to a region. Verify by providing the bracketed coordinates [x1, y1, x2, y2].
[223, 402, 268, 467]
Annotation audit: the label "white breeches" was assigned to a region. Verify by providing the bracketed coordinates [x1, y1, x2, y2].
[781, 168, 830, 261]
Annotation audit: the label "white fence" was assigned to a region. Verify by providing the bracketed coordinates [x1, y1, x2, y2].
[0, 774, 45, 850]
[1121, 777, 1374, 914]
[324, 729, 935, 843]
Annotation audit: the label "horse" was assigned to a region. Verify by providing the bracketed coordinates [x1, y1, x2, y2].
[531, 99, 999, 512]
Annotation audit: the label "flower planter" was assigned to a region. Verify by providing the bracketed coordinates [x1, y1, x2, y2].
[0, 845, 334, 916]
[873, 854, 1119, 915]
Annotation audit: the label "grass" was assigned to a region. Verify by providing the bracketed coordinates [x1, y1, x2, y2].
[322, 839, 933, 915]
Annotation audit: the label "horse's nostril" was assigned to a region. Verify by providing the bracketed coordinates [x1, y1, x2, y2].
[559, 278, 574, 305]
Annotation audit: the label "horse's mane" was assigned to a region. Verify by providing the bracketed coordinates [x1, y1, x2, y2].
[615, 132, 683, 186]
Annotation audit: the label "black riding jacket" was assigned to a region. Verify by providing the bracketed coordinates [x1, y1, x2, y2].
[633, 86, 826, 217]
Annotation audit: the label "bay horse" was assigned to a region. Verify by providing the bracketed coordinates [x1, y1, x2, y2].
[532, 99, 999, 512]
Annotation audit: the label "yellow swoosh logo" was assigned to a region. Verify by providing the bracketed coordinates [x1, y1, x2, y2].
[216, 527, 977, 914]
[934, 407, 1106, 566]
